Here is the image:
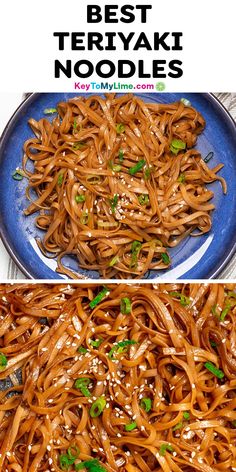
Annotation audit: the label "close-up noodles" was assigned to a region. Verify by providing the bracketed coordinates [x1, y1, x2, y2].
[0, 283, 236, 471]
[19, 94, 227, 279]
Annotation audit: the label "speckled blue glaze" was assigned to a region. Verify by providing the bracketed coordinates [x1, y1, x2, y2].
[0, 93, 235, 280]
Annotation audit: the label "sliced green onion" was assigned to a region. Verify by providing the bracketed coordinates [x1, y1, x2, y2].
[75, 195, 86, 203]
[74, 378, 91, 397]
[220, 303, 231, 321]
[59, 454, 75, 470]
[173, 422, 183, 431]
[109, 161, 121, 172]
[73, 142, 85, 150]
[116, 123, 125, 134]
[120, 297, 131, 314]
[75, 459, 106, 471]
[78, 346, 87, 354]
[118, 149, 124, 162]
[129, 159, 145, 175]
[109, 194, 118, 214]
[43, 108, 57, 114]
[178, 173, 185, 183]
[130, 240, 142, 268]
[144, 167, 152, 180]
[89, 287, 109, 309]
[227, 291, 236, 299]
[138, 194, 150, 205]
[90, 396, 106, 417]
[204, 361, 224, 379]
[73, 118, 77, 129]
[211, 304, 219, 317]
[161, 253, 170, 265]
[159, 443, 174, 456]
[12, 169, 24, 181]
[108, 340, 137, 359]
[170, 139, 186, 155]
[80, 212, 89, 225]
[180, 98, 191, 107]
[109, 255, 120, 267]
[58, 174, 64, 186]
[183, 411, 190, 420]
[125, 421, 137, 432]
[90, 338, 103, 348]
[0, 353, 7, 369]
[86, 176, 101, 185]
[140, 398, 152, 412]
[67, 445, 80, 461]
[169, 291, 190, 306]
[204, 151, 214, 163]
[210, 340, 217, 348]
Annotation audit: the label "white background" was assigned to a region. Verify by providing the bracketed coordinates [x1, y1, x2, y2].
[0, 0, 235, 92]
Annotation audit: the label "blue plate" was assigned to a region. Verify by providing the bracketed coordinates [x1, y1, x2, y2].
[0, 93, 235, 280]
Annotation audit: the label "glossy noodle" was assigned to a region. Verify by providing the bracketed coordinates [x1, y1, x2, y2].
[0, 283, 236, 471]
[21, 94, 226, 278]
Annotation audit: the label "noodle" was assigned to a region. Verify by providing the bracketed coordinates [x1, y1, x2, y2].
[0, 283, 236, 471]
[22, 94, 226, 279]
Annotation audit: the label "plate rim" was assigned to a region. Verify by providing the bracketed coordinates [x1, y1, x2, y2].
[0, 92, 235, 280]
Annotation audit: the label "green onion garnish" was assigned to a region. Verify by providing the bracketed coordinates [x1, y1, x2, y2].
[58, 174, 64, 186]
[80, 212, 89, 225]
[59, 454, 74, 470]
[67, 445, 80, 461]
[125, 421, 137, 432]
[210, 340, 217, 348]
[144, 167, 151, 180]
[109, 255, 120, 267]
[116, 123, 125, 134]
[75, 459, 106, 471]
[0, 353, 7, 369]
[183, 411, 190, 420]
[109, 161, 121, 172]
[173, 422, 183, 431]
[108, 339, 137, 359]
[129, 159, 146, 175]
[120, 297, 131, 314]
[74, 378, 91, 397]
[220, 303, 231, 321]
[89, 287, 109, 309]
[161, 253, 170, 265]
[90, 338, 103, 348]
[75, 195, 86, 203]
[138, 194, 150, 205]
[73, 118, 77, 129]
[204, 151, 214, 163]
[90, 396, 106, 417]
[204, 361, 224, 379]
[211, 305, 219, 317]
[159, 444, 174, 456]
[180, 98, 191, 107]
[140, 398, 152, 412]
[170, 139, 186, 155]
[169, 291, 190, 306]
[109, 194, 118, 214]
[118, 149, 124, 162]
[78, 346, 87, 354]
[178, 173, 185, 183]
[86, 175, 101, 185]
[43, 108, 57, 114]
[130, 240, 142, 268]
[12, 169, 24, 181]
[73, 142, 85, 150]
[227, 291, 236, 299]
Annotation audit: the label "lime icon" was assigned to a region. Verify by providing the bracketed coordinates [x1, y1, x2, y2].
[156, 82, 165, 91]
